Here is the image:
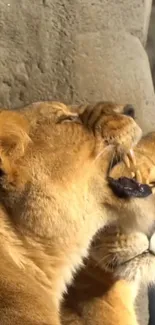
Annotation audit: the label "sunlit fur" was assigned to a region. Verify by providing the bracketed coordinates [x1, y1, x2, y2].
[0, 101, 142, 324]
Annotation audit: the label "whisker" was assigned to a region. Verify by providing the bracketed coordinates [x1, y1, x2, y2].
[108, 150, 116, 174]
[93, 242, 116, 249]
[93, 144, 114, 163]
[92, 243, 106, 249]
[94, 253, 115, 268]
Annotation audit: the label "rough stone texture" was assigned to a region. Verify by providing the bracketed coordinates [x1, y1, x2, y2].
[147, 5, 155, 87]
[0, 0, 154, 324]
[72, 31, 155, 134]
[146, 19, 155, 323]
[148, 286, 155, 325]
[144, 0, 153, 45]
[0, 0, 152, 103]
[0, 0, 154, 135]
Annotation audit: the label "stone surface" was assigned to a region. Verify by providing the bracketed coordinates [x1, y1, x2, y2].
[0, 0, 153, 110]
[148, 286, 155, 325]
[0, 0, 154, 134]
[147, 5, 155, 87]
[144, 0, 153, 45]
[72, 31, 155, 134]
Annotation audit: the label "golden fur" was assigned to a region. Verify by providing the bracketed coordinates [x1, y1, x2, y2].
[61, 132, 155, 325]
[0, 101, 142, 324]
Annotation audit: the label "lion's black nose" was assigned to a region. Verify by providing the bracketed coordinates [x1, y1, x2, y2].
[123, 104, 135, 119]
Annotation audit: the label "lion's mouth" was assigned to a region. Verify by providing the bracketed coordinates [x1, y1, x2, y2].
[108, 176, 152, 198]
[106, 250, 155, 271]
[118, 250, 155, 267]
[107, 150, 152, 199]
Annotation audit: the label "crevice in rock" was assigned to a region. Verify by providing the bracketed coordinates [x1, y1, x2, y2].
[37, 62, 44, 73]
[19, 90, 25, 101]
[2, 80, 11, 87]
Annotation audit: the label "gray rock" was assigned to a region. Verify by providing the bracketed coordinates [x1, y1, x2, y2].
[0, 0, 153, 110]
[71, 31, 155, 134]
[147, 5, 155, 87]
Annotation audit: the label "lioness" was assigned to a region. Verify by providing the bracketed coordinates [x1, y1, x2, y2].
[61, 132, 155, 325]
[0, 101, 142, 324]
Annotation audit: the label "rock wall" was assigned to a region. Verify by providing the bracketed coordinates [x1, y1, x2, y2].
[147, 1, 155, 88]
[0, 0, 154, 134]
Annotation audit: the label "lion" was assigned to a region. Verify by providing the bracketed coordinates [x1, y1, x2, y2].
[61, 131, 155, 325]
[0, 100, 143, 324]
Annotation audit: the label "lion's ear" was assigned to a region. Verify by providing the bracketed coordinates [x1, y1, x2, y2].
[0, 111, 31, 160]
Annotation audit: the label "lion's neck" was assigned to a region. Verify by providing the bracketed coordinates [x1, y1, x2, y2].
[0, 200, 107, 306]
[0, 216, 72, 305]
[63, 261, 139, 325]
[85, 259, 139, 301]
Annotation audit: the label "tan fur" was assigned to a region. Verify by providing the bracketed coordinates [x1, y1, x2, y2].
[61, 132, 155, 325]
[0, 101, 142, 324]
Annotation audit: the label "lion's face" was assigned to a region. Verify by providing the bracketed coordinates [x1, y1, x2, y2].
[90, 132, 155, 285]
[0, 101, 142, 242]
